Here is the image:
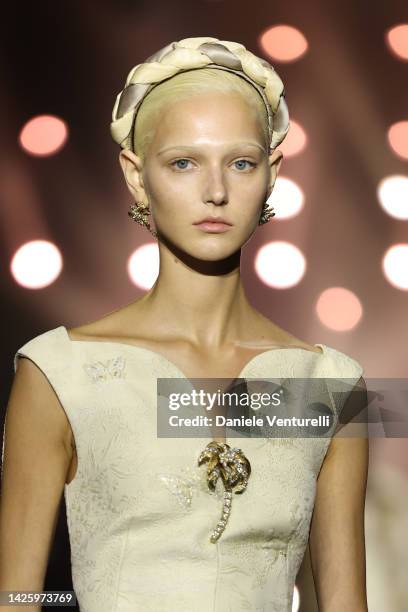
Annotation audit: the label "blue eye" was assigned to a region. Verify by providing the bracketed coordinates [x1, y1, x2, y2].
[171, 159, 192, 170]
[234, 159, 257, 171]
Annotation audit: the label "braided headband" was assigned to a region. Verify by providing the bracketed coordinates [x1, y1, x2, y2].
[110, 36, 290, 153]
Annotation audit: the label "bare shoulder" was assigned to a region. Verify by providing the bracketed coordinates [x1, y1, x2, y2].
[252, 313, 323, 354]
[66, 300, 145, 342]
[66, 321, 111, 342]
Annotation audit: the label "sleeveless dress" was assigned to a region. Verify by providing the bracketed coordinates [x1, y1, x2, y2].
[13, 325, 364, 612]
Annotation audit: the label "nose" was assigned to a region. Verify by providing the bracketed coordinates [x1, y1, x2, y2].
[203, 166, 228, 206]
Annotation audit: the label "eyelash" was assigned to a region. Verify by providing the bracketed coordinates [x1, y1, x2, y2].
[169, 158, 258, 172]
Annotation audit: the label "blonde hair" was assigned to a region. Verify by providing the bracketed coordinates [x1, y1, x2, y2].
[133, 68, 270, 162]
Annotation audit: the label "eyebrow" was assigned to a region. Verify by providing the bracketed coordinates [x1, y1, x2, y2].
[157, 142, 266, 155]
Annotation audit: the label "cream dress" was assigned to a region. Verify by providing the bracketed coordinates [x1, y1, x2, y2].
[13, 325, 364, 612]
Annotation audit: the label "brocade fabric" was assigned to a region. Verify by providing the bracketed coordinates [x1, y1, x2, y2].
[13, 326, 364, 612]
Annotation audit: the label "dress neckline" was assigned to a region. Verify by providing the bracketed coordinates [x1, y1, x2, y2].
[58, 325, 325, 383]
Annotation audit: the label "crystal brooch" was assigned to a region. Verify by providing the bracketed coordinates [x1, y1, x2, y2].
[197, 441, 251, 543]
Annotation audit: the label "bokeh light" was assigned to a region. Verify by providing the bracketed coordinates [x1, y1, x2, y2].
[382, 244, 408, 290]
[385, 24, 408, 61]
[19, 114, 68, 156]
[260, 25, 308, 62]
[292, 585, 300, 611]
[316, 287, 363, 331]
[255, 241, 306, 288]
[268, 177, 304, 219]
[277, 119, 308, 157]
[387, 121, 408, 160]
[127, 242, 159, 290]
[11, 240, 63, 289]
[377, 175, 408, 220]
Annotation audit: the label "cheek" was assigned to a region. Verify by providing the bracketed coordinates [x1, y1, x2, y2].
[145, 166, 195, 203]
[237, 196, 265, 220]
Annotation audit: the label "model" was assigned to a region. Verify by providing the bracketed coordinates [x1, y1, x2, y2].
[1, 36, 369, 611]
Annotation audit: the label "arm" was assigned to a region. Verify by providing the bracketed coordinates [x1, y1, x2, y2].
[0, 357, 74, 611]
[309, 376, 369, 611]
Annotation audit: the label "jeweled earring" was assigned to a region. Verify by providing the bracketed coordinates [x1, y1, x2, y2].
[258, 200, 275, 225]
[128, 201, 157, 238]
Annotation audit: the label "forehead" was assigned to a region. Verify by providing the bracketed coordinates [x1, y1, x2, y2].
[150, 91, 265, 148]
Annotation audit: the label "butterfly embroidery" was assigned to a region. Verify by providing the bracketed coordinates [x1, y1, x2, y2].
[83, 355, 126, 383]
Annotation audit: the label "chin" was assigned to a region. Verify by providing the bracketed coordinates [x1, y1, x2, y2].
[199, 238, 250, 260]
[159, 224, 252, 258]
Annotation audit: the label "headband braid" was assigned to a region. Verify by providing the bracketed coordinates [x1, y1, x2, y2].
[110, 36, 290, 153]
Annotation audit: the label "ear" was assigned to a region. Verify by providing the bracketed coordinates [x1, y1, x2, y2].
[118, 148, 147, 202]
[267, 148, 283, 195]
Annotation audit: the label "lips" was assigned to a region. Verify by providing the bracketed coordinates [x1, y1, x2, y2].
[193, 219, 233, 233]
[194, 217, 232, 225]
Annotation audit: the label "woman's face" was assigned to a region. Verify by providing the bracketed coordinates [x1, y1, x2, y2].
[120, 91, 282, 260]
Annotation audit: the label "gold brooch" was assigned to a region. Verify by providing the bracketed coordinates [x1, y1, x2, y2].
[197, 441, 251, 543]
